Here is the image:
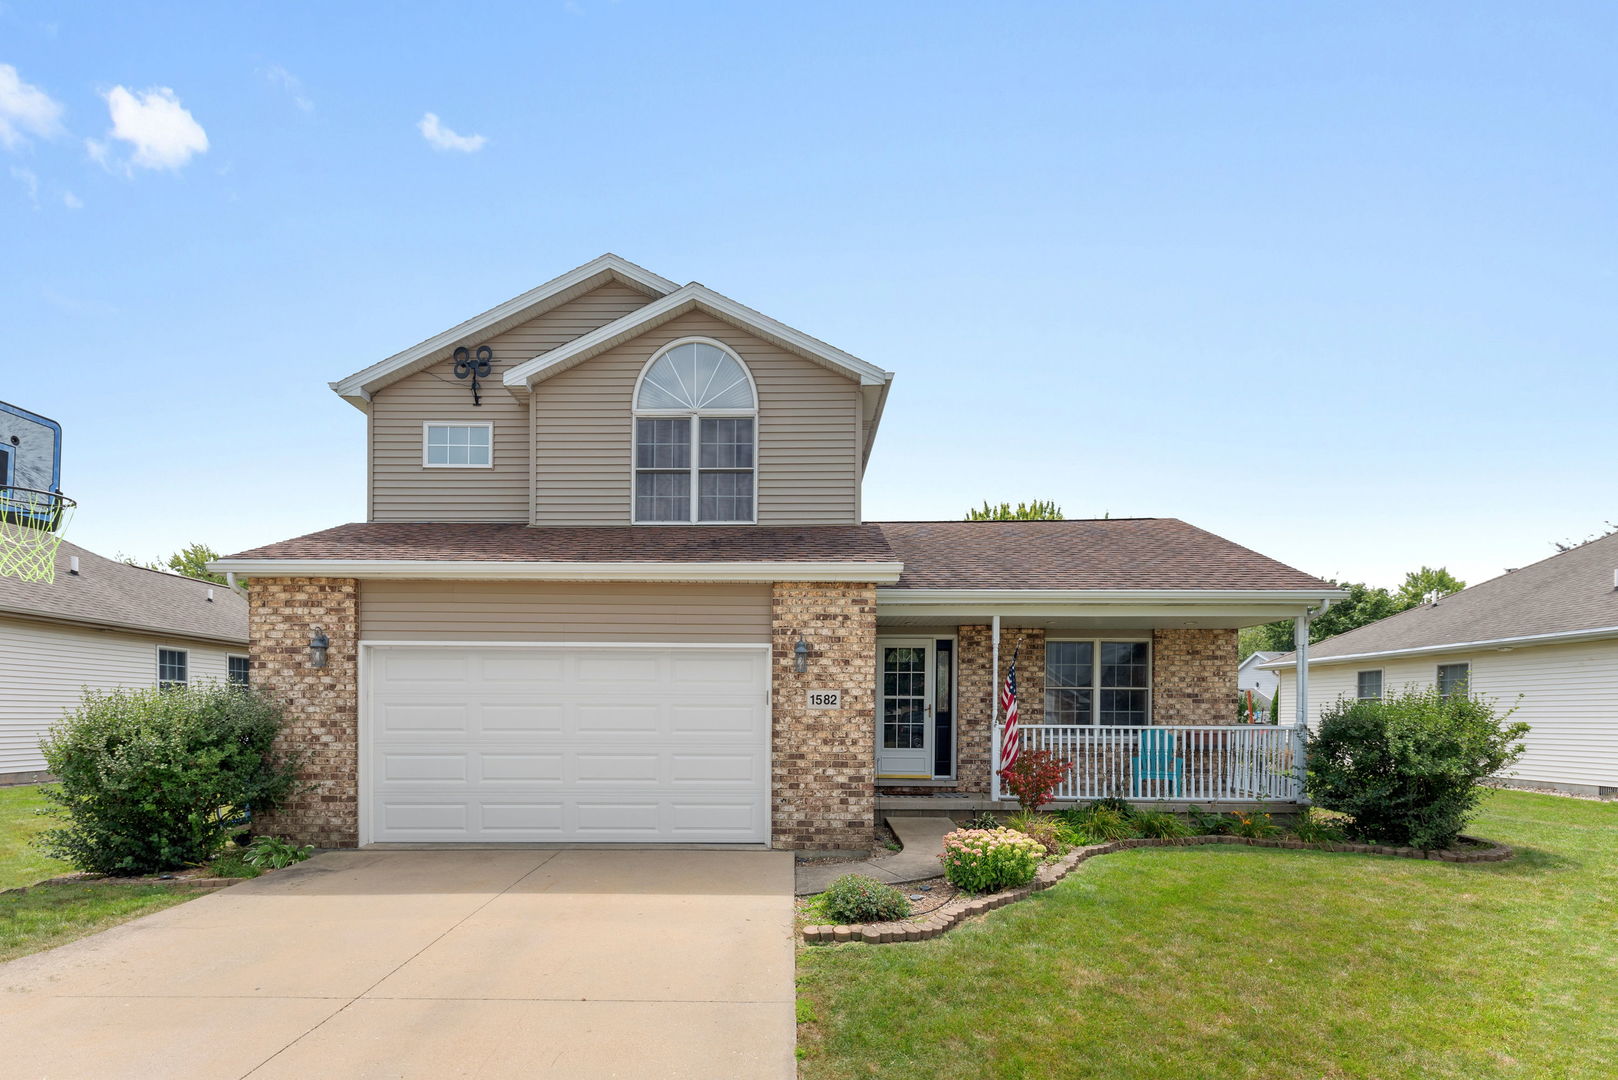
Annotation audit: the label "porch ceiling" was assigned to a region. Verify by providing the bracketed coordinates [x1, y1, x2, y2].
[876, 614, 1283, 630]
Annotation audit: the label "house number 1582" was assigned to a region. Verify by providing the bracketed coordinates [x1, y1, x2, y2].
[806, 690, 842, 710]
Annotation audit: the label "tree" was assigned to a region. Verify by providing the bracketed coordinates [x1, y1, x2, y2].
[1239, 580, 1405, 656]
[966, 500, 1064, 521]
[124, 543, 241, 587]
[1395, 566, 1466, 608]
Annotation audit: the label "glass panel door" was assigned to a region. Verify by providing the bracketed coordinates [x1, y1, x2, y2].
[876, 639, 933, 778]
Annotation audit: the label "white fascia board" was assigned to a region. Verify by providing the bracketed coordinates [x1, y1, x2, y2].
[207, 558, 904, 584]
[1259, 624, 1618, 669]
[877, 588, 1346, 606]
[503, 284, 894, 390]
[329, 255, 678, 407]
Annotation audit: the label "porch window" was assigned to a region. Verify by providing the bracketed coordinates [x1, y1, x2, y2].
[1044, 640, 1150, 726]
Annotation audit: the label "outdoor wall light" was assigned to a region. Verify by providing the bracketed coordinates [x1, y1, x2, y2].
[794, 636, 810, 674]
[309, 627, 330, 669]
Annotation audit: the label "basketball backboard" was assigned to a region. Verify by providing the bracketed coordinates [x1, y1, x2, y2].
[0, 402, 71, 580]
[0, 400, 62, 501]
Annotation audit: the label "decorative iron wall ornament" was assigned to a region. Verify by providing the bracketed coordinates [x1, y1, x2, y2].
[453, 345, 494, 405]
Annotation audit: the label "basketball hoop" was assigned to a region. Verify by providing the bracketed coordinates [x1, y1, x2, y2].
[0, 487, 75, 583]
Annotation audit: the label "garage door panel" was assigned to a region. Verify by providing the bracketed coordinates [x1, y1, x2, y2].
[367, 645, 768, 844]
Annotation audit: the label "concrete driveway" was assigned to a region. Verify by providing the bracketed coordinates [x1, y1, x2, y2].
[0, 849, 795, 1079]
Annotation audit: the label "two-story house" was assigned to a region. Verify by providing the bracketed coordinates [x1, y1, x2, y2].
[214, 254, 1340, 852]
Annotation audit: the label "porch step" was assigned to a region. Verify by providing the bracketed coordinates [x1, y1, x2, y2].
[793, 815, 956, 896]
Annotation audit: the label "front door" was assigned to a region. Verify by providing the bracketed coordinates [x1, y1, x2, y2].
[876, 639, 934, 779]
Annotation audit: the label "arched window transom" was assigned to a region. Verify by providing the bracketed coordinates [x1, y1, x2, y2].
[633, 340, 756, 523]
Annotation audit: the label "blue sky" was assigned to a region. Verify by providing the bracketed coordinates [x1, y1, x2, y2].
[2, 1, 1614, 588]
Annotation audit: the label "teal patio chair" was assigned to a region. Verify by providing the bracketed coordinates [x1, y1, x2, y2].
[1131, 727, 1183, 798]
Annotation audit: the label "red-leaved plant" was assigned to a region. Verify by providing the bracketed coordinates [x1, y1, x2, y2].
[997, 748, 1075, 812]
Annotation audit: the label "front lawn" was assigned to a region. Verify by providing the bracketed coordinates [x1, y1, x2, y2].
[797, 789, 1618, 1080]
[0, 784, 192, 963]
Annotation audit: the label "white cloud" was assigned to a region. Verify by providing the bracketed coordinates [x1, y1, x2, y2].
[10, 164, 38, 206]
[97, 85, 208, 171]
[0, 63, 64, 149]
[417, 112, 486, 153]
[262, 64, 313, 112]
[62, 189, 81, 208]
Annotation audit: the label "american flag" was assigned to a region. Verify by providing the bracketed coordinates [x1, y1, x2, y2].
[998, 656, 1021, 769]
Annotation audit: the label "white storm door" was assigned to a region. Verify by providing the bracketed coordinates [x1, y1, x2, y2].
[365, 644, 769, 844]
[876, 639, 933, 779]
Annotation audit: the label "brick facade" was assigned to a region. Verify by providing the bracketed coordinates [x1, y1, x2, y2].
[1151, 628, 1238, 724]
[248, 577, 360, 847]
[770, 582, 878, 851]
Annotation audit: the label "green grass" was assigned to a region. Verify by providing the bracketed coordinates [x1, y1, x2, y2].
[0, 882, 192, 963]
[797, 789, 1618, 1080]
[0, 784, 194, 963]
[0, 783, 71, 890]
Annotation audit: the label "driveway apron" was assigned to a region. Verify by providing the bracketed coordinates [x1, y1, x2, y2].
[0, 848, 796, 1079]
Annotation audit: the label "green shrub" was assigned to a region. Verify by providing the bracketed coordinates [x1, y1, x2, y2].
[817, 874, 911, 923]
[940, 827, 1045, 892]
[1006, 811, 1066, 857]
[243, 835, 314, 869]
[1291, 807, 1349, 845]
[1056, 804, 1140, 842]
[1307, 686, 1527, 849]
[36, 684, 303, 875]
[1053, 821, 1085, 848]
[1185, 805, 1233, 835]
[1132, 808, 1193, 839]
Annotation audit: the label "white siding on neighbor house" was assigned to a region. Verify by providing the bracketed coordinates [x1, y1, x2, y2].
[368, 283, 653, 522]
[1275, 638, 1618, 790]
[0, 615, 246, 775]
[531, 310, 863, 526]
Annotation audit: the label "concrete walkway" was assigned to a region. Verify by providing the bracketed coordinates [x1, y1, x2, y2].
[0, 848, 795, 1080]
[794, 816, 956, 895]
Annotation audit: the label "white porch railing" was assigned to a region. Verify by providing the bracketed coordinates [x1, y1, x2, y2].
[991, 724, 1305, 804]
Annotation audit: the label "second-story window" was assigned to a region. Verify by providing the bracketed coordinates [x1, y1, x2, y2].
[633, 339, 756, 523]
[423, 423, 492, 467]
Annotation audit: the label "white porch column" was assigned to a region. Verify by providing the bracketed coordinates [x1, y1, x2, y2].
[991, 614, 1001, 801]
[1293, 612, 1311, 728]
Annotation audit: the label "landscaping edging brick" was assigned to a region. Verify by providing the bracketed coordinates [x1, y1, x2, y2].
[800, 833, 1514, 945]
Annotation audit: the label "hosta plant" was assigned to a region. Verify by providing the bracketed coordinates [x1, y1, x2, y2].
[939, 827, 1046, 892]
[243, 835, 315, 869]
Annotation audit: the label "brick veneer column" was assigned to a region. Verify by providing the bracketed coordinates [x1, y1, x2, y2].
[249, 577, 360, 847]
[1152, 628, 1238, 724]
[953, 626, 1045, 795]
[771, 582, 877, 850]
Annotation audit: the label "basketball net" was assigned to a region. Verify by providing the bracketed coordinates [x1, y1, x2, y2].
[0, 487, 75, 583]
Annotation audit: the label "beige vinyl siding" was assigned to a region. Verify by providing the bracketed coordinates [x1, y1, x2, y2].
[532, 310, 862, 525]
[0, 615, 243, 775]
[1274, 638, 1618, 789]
[368, 283, 652, 522]
[358, 580, 772, 643]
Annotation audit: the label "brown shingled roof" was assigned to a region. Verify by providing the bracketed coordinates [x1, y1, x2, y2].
[876, 519, 1332, 590]
[223, 519, 1331, 593]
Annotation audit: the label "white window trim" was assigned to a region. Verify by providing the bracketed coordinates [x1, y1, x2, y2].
[630, 336, 759, 526]
[1437, 661, 1471, 699]
[228, 654, 251, 685]
[421, 421, 494, 469]
[1042, 637, 1154, 726]
[157, 647, 189, 687]
[1355, 668, 1385, 700]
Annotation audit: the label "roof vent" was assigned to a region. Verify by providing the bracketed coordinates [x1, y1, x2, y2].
[206, 588, 215, 602]
[68, 556, 79, 575]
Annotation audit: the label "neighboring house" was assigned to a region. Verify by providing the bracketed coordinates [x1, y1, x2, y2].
[1265, 532, 1618, 797]
[1238, 650, 1282, 707]
[212, 254, 1340, 852]
[0, 542, 249, 783]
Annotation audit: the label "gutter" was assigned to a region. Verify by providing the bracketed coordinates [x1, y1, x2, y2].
[1258, 623, 1618, 669]
[0, 606, 248, 649]
[206, 558, 905, 584]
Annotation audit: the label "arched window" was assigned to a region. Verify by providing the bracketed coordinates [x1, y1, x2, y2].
[633, 339, 757, 523]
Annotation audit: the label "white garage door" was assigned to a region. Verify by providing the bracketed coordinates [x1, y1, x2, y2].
[365, 644, 770, 844]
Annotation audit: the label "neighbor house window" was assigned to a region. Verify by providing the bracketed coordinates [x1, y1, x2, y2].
[423, 423, 492, 467]
[1356, 669, 1383, 700]
[228, 655, 250, 686]
[1044, 640, 1151, 726]
[1437, 662, 1470, 701]
[158, 648, 188, 688]
[633, 339, 756, 523]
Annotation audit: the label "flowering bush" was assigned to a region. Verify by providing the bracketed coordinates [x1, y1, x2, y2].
[815, 873, 911, 923]
[997, 748, 1075, 811]
[939, 827, 1046, 892]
